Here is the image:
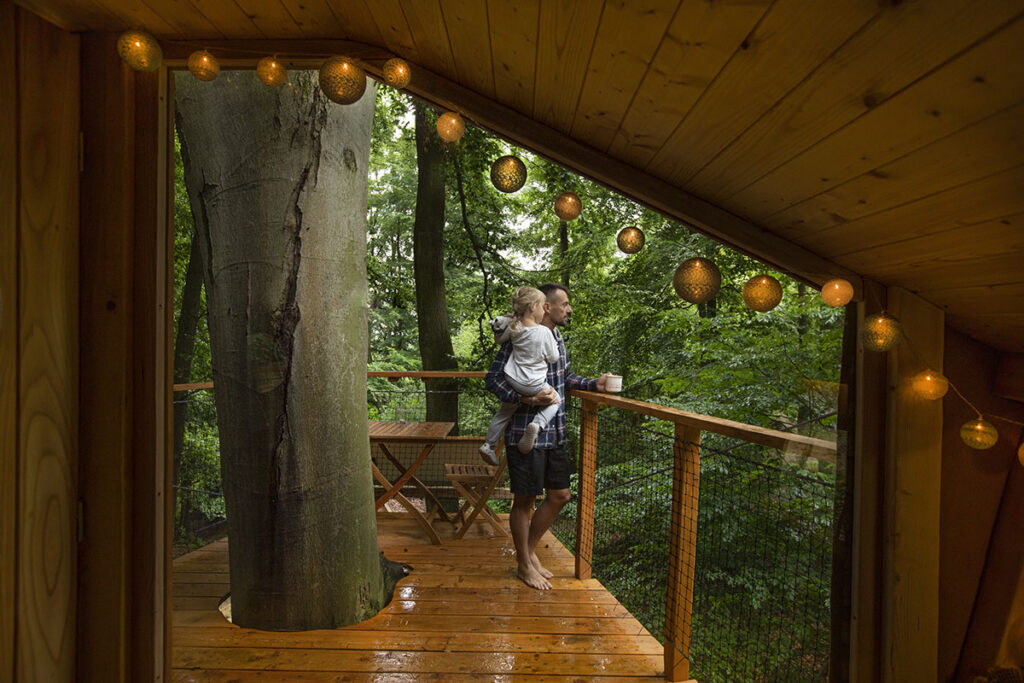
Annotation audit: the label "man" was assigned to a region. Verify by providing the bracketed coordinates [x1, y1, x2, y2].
[485, 283, 610, 590]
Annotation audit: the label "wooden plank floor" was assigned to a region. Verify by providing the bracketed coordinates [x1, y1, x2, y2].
[172, 511, 665, 681]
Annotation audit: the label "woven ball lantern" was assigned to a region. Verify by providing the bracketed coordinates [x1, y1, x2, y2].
[960, 417, 998, 450]
[436, 112, 465, 143]
[861, 313, 903, 352]
[912, 369, 949, 400]
[821, 278, 854, 307]
[256, 56, 287, 87]
[616, 226, 645, 254]
[673, 258, 721, 304]
[490, 155, 527, 193]
[117, 29, 162, 72]
[554, 192, 582, 221]
[382, 57, 411, 88]
[1017, 440, 1024, 467]
[188, 50, 219, 81]
[742, 274, 783, 312]
[319, 56, 366, 105]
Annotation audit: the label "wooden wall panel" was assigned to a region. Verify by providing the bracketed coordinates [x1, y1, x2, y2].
[0, 2, 17, 680]
[77, 32, 134, 683]
[15, 7, 79, 682]
[882, 287, 944, 682]
[690, 0, 1021, 204]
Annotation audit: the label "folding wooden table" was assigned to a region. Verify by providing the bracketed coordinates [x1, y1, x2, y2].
[369, 420, 455, 545]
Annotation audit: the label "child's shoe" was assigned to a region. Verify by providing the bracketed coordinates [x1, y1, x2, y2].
[518, 422, 540, 454]
[479, 441, 499, 466]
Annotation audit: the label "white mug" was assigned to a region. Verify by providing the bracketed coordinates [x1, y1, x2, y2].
[605, 374, 622, 393]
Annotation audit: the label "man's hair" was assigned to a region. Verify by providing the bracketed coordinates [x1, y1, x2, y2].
[538, 282, 569, 300]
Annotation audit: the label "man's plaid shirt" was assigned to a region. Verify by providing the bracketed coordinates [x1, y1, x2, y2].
[485, 327, 598, 449]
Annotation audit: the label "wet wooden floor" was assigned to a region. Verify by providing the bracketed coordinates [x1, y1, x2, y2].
[172, 511, 665, 681]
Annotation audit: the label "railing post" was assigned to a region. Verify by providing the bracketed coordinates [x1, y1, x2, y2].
[665, 424, 701, 682]
[575, 398, 598, 580]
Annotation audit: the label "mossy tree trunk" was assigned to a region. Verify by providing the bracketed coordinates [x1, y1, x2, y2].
[175, 71, 387, 630]
[412, 104, 458, 430]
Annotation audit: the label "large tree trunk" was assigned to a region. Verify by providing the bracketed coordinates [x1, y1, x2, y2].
[176, 70, 387, 630]
[172, 229, 204, 532]
[412, 104, 458, 430]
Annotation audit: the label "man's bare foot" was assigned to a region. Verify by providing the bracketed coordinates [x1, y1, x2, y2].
[531, 553, 553, 579]
[517, 564, 552, 590]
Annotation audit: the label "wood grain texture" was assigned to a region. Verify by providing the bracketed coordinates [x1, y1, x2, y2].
[569, 0, 677, 152]
[231, 0, 307, 38]
[690, 0, 1022, 204]
[645, 0, 881, 183]
[487, 0, 538, 115]
[0, 3, 16, 680]
[439, 0, 495, 100]
[664, 425, 700, 683]
[882, 287, 944, 682]
[575, 399, 598, 580]
[397, 0, 456, 81]
[363, 0, 419, 60]
[76, 32, 135, 683]
[533, 0, 604, 134]
[172, 514, 664, 678]
[277, 0, 348, 40]
[15, 7, 79, 681]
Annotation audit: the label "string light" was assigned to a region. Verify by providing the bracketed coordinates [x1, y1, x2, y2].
[188, 50, 220, 81]
[742, 274, 782, 312]
[861, 313, 903, 352]
[436, 112, 465, 143]
[960, 417, 999, 450]
[382, 58, 411, 88]
[256, 56, 287, 87]
[821, 278, 854, 307]
[554, 192, 582, 221]
[616, 226, 645, 254]
[912, 369, 949, 400]
[490, 155, 527, 193]
[673, 258, 721, 304]
[117, 29, 162, 71]
[319, 56, 366, 104]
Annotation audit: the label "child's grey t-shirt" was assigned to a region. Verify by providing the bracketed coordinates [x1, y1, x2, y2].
[504, 325, 560, 391]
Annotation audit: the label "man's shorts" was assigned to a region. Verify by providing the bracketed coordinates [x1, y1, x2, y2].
[507, 444, 572, 496]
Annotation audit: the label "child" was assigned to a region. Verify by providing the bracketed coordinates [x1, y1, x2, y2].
[480, 286, 561, 465]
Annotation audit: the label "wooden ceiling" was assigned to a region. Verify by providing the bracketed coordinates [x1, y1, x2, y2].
[18, 0, 1024, 352]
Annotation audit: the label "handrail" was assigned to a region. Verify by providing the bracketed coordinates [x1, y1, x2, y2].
[172, 371, 487, 393]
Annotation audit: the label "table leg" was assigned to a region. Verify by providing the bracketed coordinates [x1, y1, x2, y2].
[374, 443, 436, 509]
[371, 462, 442, 545]
[376, 443, 452, 524]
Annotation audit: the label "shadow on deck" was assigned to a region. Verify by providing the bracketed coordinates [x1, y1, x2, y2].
[171, 511, 665, 681]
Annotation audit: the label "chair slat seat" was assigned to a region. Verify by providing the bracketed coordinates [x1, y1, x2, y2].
[444, 442, 509, 539]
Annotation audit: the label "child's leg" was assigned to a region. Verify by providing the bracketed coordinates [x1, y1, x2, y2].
[533, 401, 560, 430]
[485, 401, 519, 447]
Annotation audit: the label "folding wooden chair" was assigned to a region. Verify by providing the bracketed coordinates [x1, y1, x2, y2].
[444, 442, 509, 539]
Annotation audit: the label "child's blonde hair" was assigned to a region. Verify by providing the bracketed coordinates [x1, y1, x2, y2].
[510, 286, 545, 336]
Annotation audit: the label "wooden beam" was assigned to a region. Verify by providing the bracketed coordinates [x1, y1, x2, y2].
[574, 399, 598, 581]
[160, 39, 864, 297]
[0, 3, 17, 679]
[882, 287, 944, 682]
[664, 424, 700, 683]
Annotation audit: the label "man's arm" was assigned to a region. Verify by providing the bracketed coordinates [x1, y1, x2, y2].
[485, 343, 521, 404]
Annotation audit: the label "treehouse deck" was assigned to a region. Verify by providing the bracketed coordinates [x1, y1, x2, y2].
[171, 511, 666, 681]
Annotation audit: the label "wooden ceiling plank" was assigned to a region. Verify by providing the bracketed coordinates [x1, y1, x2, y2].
[487, 0, 539, 115]
[865, 252, 1024, 293]
[645, 0, 881, 183]
[230, 0, 308, 38]
[765, 101, 1024, 238]
[137, 0, 226, 39]
[689, 0, 1022, 205]
[837, 212, 1024, 277]
[12, 0, 120, 31]
[177, 0, 264, 39]
[326, 0, 385, 49]
[438, 0, 496, 100]
[607, 0, 771, 170]
[277, 0, 349, 40]
[919, 284, 1024, 315]
[363, 0, 420, 60]
[398, 0, 457, 81]
[798, 165, 1024, 257]
[728, 16, 1024, 220]
[533, 0, 605, 135]
[945, 315, 1024, 353]
[569, 0, 679, 152]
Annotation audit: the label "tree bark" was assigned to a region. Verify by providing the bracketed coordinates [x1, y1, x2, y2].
[176, 70, 387, 630]
[172, 228, 205, 531]
[412, 104, 458, 430]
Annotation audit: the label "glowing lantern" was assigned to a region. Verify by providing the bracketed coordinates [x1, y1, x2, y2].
[256, 57, 287, 87]
[490, 155, 527, 193]
[188, 50, 219, 81]
[960, 418, 998, 450]
[616, 226, 645, 254]
[861, 313, 903, 352]
[821, 278, 854, 307]
[554, 192, 582, 221]
[319, 56, 366, 104]
[117, 29, 162, 72]
[436, 112, 465, 143]
[742, 274, 783, 312]
[382, 57, 411, 88]
[912, 370, 949, 400]
[1017, 440, 1023, 467]
[673, 258, 721, 304]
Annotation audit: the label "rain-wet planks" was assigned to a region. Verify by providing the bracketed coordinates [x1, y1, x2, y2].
[172, 512, 664, 680]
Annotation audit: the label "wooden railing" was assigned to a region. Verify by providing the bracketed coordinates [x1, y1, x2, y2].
[173, 371, 837, 681]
